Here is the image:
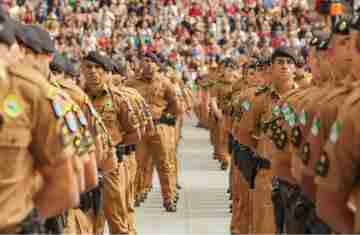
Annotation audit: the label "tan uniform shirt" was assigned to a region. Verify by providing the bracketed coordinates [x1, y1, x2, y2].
[89, 85, 140, 146]
[125, 76, 182, 120]
[0, 63, 79, 231]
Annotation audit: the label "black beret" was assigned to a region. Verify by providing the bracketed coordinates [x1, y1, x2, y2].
[0, 13, 16, 46]
[65, 58, 81, 77]
[84, 51, 113, 72]
[332, 19, 351, 35]
[271, 47, 296, 63]
[310, 30, 331, 50]
[144, 52, 161, 64]
[15, 24, 43, 53]
[351, 14, 360, 31]
[29, 25, 55, 53]
[50, 52, 66, 73]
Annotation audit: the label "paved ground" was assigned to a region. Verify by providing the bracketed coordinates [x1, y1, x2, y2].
[136, 117, 231, 235]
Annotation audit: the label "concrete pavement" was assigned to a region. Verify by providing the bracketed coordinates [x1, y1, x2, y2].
[136, 117, 231, 235]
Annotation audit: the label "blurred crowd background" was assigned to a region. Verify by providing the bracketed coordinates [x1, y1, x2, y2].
[0, 0, 355, 86]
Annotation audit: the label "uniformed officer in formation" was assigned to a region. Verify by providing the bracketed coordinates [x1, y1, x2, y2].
[222, 15, 360, 234]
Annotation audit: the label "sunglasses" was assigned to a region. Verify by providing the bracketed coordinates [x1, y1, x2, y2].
[275, 58, 294, 65]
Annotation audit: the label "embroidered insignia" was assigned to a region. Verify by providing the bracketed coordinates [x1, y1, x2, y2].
[339, 21, 347, 31]
[291, 126, 302, 147]
[272, 105, 281, 116]
[315, 152, 330, 177]
[104, 99, 113, 109]
[300, 142, 310, 165]
[287, 113, 297, 127]
[255, 85, 269, 96]
[4, 94, 23, 118]
[275, 130, 287, 150]
[241, 100, 251, 112]
[51, 99, 65, 118]
[329, 120, 342, 144]
[60, 124, 72, 146]
[77, 109, 88, 127]
[311, 117, 321, 136]
[65, 112, 78, 133]
[299, 110, 308, 126]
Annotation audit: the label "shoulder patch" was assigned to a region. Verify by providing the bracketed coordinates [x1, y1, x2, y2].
[3, 94, 23, 118]
[255, 85, 270, 96]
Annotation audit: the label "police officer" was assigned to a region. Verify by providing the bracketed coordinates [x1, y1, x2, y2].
[125, 53, 183, 212]
[0, 10, 81, 233]
[83, 51, 142, 234]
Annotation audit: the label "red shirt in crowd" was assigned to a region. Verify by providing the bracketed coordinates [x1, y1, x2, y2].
[189, 3, 203, 17]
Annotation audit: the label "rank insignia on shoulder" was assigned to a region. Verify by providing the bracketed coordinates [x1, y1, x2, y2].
[329, 120, 342, 144]
[311, 117, 321, 136]
[272, 105, 281, 116]
[4, 94, 23, 118]
[88, 103, 99, 117]
[290, 126, 302, 147]
[287, 113, 297, 127]
[274, 130, 288, 150]
[77, 109, 88, 127]
[299, 110, 308, 126]
[300, 142, 310, 165]
[60, 123, 72, 146]
[315, 152, 329, 177]
[255, 85, 270, 96]
[46, 86, 57, 100]
[241, 100, 251, 112]
[52, 99, 65, 118]
[104, 99, 113, 109]
[65, 112, 79, 133]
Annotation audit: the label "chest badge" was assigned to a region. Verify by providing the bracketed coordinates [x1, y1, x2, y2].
[4, 94, 23, 118]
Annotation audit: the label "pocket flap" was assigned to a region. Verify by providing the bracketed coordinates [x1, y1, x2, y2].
[0, 128, 31, 147]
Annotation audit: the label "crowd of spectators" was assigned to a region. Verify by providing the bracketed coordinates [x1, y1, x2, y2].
[0, 0, 348, 83]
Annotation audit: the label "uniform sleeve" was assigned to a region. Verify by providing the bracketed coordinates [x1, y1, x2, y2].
[32, 95, 77, 166]
[164, 81, 182, 116]
[315, 112, 360, 193]
[117, 95, 140, 134]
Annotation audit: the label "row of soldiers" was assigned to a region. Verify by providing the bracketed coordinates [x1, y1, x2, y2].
[0, 7, 194, 235]
[195, 15, 360, 234]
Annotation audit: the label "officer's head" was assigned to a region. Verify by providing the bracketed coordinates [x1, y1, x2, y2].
[327, 19, 352, 77]
[244, 59, 259, 86]
[142, 53, 159, 80]
[83, 51, 112, 91]
[350, 13, 360, 78]
[15, 24, 55, 75]
[271, 47, 296, 85]
[0, 8, 17, 66]
[50, 52, 66, 78]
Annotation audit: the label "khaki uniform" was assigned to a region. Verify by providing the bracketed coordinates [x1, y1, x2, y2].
[117, 85, 152, 235]
[230, 86, 258, 234]
[210, 73, 235, 168]
[89, 85, 140, 234]
[0, 63, 79, 233]
[125, 75, 182, 207]
[315, 86, 360, 233]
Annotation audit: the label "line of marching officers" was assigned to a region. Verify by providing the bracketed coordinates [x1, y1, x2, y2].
[195, 13, 360, 234]
[0, 9, 195, 235]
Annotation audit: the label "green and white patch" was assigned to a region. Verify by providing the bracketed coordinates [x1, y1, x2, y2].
[329, 120, 342, 144]
[241, 100, 251, 112]
[311, 117, 321, 136]
[299, 110, 308, 126]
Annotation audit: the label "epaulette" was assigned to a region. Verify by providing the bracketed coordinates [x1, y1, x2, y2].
[8, 63, 57, 100]
[255, 85, 270, 96]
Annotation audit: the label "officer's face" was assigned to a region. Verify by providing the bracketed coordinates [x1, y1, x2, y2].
[351, 32, 360, 78]
[329, 35, 352, 77]
[271, 56, 295, 83]
[142, 59, 156, 80]
[83, 62, 106, 90]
